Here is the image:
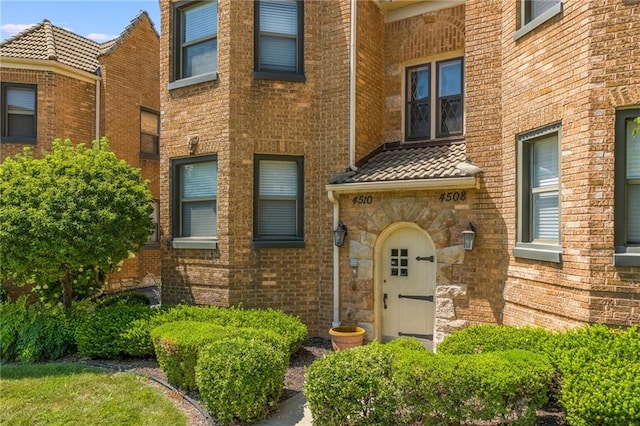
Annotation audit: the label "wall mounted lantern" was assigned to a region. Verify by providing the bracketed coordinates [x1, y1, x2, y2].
[334, 221, 348, 247]
[462, 222, 477, 251]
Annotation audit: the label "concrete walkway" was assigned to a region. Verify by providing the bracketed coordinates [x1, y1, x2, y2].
[255, 393, 312, 426]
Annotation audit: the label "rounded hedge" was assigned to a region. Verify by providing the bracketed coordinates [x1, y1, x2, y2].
[196, 338, 287, 425]
[125, 304, 307, 358]
[304, 342, 399, 426]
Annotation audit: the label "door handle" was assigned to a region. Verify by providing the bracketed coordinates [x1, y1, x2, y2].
[383, 293, 388, 309]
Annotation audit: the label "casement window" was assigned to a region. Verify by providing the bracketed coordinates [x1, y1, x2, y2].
[140, 108, 159, 158]
[1, 83, 37, 143]
[254, 0, 304, 81]
[515, 0, 563, 40]
[254, 155, 304, 248]
[171, 155, 218, 249]
[147, 200, 160, 245]
[171, 1, 218, 88]
[405, 57, 463, 141]
[514, 123, 562, 263]
[614, 109, 640, 266]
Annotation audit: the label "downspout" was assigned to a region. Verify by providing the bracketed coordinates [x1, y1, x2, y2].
[328, 189, 341, 327]
[349, 0, 357, 170]
[95, 66, 102, 143]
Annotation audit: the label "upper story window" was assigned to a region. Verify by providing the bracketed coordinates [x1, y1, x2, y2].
[140, 108, 159, 159]
[170, 155, 218, 249]
[614, 109, 640, 266]
[253, 155, 304, 248]
[254, 0, 305, 82]
[1, 83, 37, 143]
[405, 57, 463, 141]
[515, 0, 563, 40]
[513, 123, 562, 263]
[171, 1, 218, 89]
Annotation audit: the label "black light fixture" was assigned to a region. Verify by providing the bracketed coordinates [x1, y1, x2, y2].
[333, 221, 348, 247]
[462, 222, 477, 251]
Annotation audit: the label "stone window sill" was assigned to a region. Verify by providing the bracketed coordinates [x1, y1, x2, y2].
[170, 238, 218, 250]
[514, 2, 563, 41]
[168, 72, 218, 91]
[513, 243, 562, 263]
[614, 247, 640, 266]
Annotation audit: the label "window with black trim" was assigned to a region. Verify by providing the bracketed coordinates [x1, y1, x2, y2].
[514, 123, 562, 262]
[254, 0, 304, 81]
[171, 155, 218, 249]
[1, 83, 37, 143]
[173, 1, 218, 82]
[140, 108, 159, 158]
[405, 57, 463, 141]
[614, 109, 640, 265]
[254, 155, 304, 247]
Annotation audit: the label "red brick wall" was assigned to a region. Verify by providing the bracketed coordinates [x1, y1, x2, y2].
[0, 69, 95, 161]
[100, 14, 161, 290]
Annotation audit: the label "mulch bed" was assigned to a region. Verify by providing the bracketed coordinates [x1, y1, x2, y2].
[66, 337, 567, 425]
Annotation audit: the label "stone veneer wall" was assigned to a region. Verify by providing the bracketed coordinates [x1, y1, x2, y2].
[336, 189, 477, 346]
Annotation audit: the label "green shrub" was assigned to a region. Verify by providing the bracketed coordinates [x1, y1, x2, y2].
[75, 303, 152, 358]
[96, 291, 151, 308]
[437, 324, 556, 355]
[0, 298, 27, 362]
[385, 336, 430, 353]
[151, 320, 289, 390]
[196, 338, 287, 425]
[151, 321, 229, 390]
[0, 298, 81, 363]
[552, 325, 640, 426]
[126, 304, 306, 358]
[393, 349, 554, 425]
[304, 342, 399, 426]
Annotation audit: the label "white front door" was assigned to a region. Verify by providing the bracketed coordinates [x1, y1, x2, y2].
[381, 225, 436, 350]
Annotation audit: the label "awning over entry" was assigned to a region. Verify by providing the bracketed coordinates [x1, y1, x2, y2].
[327, 140, 482, 193]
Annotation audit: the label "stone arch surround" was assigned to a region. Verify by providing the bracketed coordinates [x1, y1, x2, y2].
[343, 195, 471, 347]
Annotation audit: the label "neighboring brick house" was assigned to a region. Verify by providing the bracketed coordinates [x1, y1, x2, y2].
[159, 0, 640, 344]
[0, 12, 161, 293]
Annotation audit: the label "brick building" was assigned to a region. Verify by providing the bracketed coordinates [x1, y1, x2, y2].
[159, 0, 640, 344]
[0, 12, 161, 292]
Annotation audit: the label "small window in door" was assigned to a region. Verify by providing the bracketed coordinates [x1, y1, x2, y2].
[391, 248, 409, 277]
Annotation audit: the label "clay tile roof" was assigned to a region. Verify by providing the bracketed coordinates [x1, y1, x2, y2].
[329, 141, 482, 185]
[100, 11, 158, 57]
[0, 19, 104, 73]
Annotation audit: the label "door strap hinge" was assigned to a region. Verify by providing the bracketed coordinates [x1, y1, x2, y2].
[398, 332, 433, 341]
[398, 294, 433, 302]
[416, 255, 434, 262]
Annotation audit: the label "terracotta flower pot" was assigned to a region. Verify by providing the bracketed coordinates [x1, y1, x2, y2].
[329, 326, 365, 351]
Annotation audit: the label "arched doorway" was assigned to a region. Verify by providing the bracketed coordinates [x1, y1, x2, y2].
[375, 222, 436, 350]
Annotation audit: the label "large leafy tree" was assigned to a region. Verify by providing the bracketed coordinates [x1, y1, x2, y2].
[0, 139, 153, 308]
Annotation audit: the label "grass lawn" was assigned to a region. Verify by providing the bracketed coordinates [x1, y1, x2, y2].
[0, 363, 187, 426]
